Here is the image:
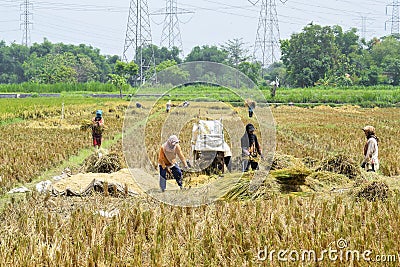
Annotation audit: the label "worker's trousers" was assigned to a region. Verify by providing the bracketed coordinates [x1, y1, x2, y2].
[159, 164, 183, 191]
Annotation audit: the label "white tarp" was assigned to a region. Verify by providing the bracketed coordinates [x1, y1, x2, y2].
[192, 120, 224, 151]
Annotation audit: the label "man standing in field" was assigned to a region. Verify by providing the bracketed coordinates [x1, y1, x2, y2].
[92, 110, 104, 151]
[241, 123, 263, 171]
[158, 135, 189, 192]
[361, 125, 379, 172]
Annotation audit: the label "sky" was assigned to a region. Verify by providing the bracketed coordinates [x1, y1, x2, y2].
[0, 0, 396, 60]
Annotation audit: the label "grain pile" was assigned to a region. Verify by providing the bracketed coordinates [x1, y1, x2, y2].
[83, 153, 122, 173]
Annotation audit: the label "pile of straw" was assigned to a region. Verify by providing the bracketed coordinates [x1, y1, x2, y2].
[356, 181, 389, 201]
[83, 153, 122, 173]
[317, 153, 360, 179]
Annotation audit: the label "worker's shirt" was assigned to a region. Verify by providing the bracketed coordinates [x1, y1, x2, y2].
[241, 133, 262, 157]
[158, 143, 186, 169]
[363, 137, 379, 169]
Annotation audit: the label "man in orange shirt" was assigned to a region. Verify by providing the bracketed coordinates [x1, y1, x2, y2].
[158, 135, 189, 192]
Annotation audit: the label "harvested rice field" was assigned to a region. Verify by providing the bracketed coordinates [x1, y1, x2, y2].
[1, 97, 400, 266]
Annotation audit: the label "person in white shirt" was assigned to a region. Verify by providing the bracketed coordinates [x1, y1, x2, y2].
[361, 125, 379, 172]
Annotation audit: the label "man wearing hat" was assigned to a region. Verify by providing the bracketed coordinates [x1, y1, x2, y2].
[361, 125, 379, 172]
[241, 123, 263, 172]
[158, 135, 189, 192]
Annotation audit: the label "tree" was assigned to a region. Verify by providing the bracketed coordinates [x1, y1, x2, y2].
[109, 74, 127, 97]
[0, 42, 30, 83]
[221, 38, 250, 68]
[156, 60, 190, 86]
[280, 23, 341, 87]
[185, 45, 227, 63]
[75, 54, 99, 82]
[237, 61, 261, 84]
[110, 60, 138, 96]
[30, 38, 53, 57]
[23, 52, 78, 83]
[368, 36, 400, 85]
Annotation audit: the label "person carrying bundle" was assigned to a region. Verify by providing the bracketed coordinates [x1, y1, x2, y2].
[92, 110, 104, 150]
[245, 99, 256, 118]
[241, 123, 264, 172]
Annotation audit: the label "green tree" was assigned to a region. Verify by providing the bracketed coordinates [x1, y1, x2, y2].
[0, 42, 30, 83]
[262, 62, 287, 86]
[23, 52, 78, 83]
[75, 54, 99, 82]
[369, 36, 400, 85]
[185, 45, 227, 63]
[281, 23, 341, 87]
[156, 60, 190, 86]
[221, 38, 250, 68]
[110, 60, 138, 96]
[237, 61, 261, 84]
[30, 38, 53, 57]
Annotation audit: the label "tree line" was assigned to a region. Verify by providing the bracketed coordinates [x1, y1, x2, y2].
[2, 23, 400, 88]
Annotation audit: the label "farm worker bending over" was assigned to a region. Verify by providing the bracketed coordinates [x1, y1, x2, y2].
[361, 125, 379, 172]
[92, 110, 104, 150]
[241, 123, 263, 172]
[158, 135, 189, 192]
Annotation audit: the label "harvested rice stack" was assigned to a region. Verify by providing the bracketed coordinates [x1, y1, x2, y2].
[356, 181, 389, 201]
[302, 156, 320, 169]
[317, 153, 360, 179]
[272, 166, 312, 185]
[80, 119, 93, 131]
[83, 153, 122, 173]
[306, 171, 352, 192]
[271, 153, 302, 170]
[80, 119, 105, 134]
[223, 178, 252, 201]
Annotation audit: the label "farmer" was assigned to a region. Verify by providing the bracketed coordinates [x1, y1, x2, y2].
[92, 110, 104, 150]
[245, 99, 256, 118]
[241, 123, 263, 172]
[361, 125, 379, 172]
[248, 106, 254, 118]
[183, 101, 190, 107]
[223, 142, 232, 172]
[158, 135, 189, 192]
[166, 100, 172, 113]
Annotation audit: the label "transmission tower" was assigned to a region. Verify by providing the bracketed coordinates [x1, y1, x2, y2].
[252, 0, 281, 70]
[361, 16, 367, 40]
[151, 0, 193, 57]
[20, 0, 33, 46]
[123, 0, 156, 84]
[386, 0, 400, 37]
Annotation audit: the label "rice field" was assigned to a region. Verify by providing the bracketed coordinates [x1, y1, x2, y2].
[1, 96, 400, 266]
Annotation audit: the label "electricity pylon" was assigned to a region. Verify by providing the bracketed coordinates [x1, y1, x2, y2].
[252, 0, 281, 70]
[123, 0, 156, 84]
[20, 0, 33, 46]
